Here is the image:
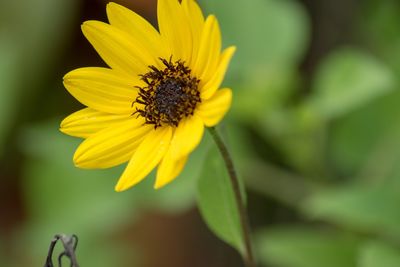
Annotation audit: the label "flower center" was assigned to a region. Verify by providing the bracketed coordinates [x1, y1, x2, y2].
[133, 58, 201, 128]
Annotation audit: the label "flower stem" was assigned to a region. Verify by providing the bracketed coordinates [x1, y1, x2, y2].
[208, 127, 256, 267]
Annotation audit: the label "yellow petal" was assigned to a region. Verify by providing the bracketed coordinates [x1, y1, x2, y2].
[60, 108, 129, 138]
[74, 117, 152, 169]
[197, 88, 232, 127]
[200, 46, 236, 99]
[182, 0, 205, 66]
[192, 15, 221, 82]
[115, 126, 172, 191]
[169, 114, 204, 160]
[81, 20, 156, 76]
[155, 148, 188, 189]
[63, 67, 140, 114]
[158, 0, 192, 62]
[106, 2, 169, 63]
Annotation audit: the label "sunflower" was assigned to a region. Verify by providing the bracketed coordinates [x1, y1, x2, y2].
[60, 0, 235, 191]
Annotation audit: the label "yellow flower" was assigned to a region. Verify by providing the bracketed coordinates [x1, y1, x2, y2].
[60, 0, 235, 191]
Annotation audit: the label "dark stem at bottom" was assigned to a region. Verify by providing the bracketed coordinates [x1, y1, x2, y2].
[44, 234, 79, 267]
[208, 127, 256, 267]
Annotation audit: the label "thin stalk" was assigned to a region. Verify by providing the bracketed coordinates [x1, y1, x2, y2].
[208, 127, 256, 267]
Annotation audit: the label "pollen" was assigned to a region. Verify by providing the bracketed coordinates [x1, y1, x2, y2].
[133, 57, 201, 128]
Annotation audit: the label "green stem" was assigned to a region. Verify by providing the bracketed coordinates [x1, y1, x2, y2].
[208, 127, 256, 267]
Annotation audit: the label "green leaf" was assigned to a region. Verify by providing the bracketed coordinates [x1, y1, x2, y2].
[304, 184, 400, 237]
[257, 226, 360, 267]
[359, 241, 400, 267]
[257, 105, 327, 177]
[358, 1, 400, 73]
[308, 48, 394, 119]
[329, 89, 400, 177]
[197, 141, 245, 254]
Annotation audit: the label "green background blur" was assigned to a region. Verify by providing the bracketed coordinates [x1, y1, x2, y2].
[1, 0, 400, 266]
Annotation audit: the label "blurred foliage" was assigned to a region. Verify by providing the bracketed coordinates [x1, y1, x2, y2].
[16, 119, 210, 266]
[1, 0, 400, 266]
[256, 226, 360, 267]
[359, 242, 400, 267]
[307, 48, 394, 119]
[204, 0, 400, 266]
[201, 0, 309, 74]
[197, 142, 245, 255]
[0, 0, 78, 155]
[304, 183, 400, 238]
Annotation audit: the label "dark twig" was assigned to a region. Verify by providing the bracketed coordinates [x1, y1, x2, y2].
[43, 234, 80, 267]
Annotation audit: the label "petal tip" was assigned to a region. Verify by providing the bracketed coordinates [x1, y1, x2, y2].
[63, 69, 75, 81]
[106, 2, 116, 8]
[153, 182, 164, 190]
[73, 148, 85, 167]
[80, 21, 89, 32]
[62, 79, 72, 87]
[106, 2, 120, 15]
[59, 116, 68, 129]
[228, 46, 237, 54]
[59, 125, 67, 134]
[81, 20, 102, 33]
[153, 176, 172, 190]
[207, 14, 217, 21]
[73, 157, 82, 168]
[114, 183, 126, 192]
[153, 168, 181, 190]
[115, 177, 133, 192]
[225, 88, 233, 97]
[59, 119, 76, 137]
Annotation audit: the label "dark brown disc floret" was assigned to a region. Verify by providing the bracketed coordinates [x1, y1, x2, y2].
[133, 57, 201, 128]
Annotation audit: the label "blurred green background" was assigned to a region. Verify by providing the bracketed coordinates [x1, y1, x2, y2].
[1, 0, 400, 266]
